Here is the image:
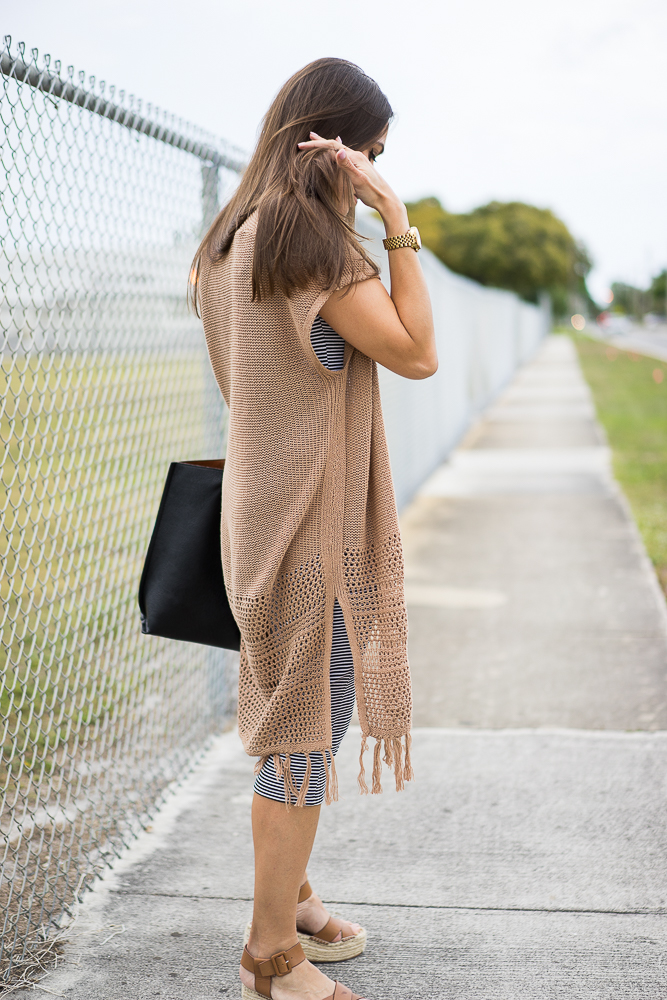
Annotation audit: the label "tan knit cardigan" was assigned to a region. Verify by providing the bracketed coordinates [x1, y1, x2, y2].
[200, 212, 413, 803]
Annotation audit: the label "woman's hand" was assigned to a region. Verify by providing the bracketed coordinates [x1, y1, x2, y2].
[297, 132, 405, 223]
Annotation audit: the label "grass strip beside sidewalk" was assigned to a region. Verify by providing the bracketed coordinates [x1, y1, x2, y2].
[570, 333, 667, 596]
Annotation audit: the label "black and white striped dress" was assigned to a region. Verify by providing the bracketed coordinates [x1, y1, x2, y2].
[253, 316, 356, 806]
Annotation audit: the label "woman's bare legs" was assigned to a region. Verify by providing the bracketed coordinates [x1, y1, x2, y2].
[248, 792, 320, 955]
[240, 792, 336, 1000]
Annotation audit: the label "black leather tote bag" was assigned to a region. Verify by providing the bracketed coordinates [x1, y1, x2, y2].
[138, 459, 241, 650]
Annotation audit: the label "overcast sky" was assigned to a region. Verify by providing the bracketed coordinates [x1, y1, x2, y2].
[4, 0, 666, 301]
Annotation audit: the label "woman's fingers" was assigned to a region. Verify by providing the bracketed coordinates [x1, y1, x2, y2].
[336, 148, 364, 174]
[296, 134, 396, 214]
[298, 133, 350, 152]
[297, 136, 342, 152]
[297, 134, 365, 167]
[297, 134, 373, 184]
[309, 132, 342, 147]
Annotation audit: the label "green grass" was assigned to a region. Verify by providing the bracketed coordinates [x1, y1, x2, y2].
[0, 347, 227, 987]
[0, 351, 211, 786]
[571, 333, 667, 595]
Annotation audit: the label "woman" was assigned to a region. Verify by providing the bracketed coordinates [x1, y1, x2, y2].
[192, 57, 436, 1000]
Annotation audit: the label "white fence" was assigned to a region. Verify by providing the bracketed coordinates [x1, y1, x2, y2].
[359, 217, 550, 509]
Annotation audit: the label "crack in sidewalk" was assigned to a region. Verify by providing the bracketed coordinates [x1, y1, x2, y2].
[107, 889, 666, 917]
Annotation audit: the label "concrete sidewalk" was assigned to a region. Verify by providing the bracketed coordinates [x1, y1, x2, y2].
[404, 335, 667, 730]
[24, 336, 667, 999]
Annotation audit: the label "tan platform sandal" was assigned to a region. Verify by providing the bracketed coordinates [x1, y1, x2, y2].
[240, 943, 365, 1000]
[243, 880, 367, 963]
[295, 879, 367, 962]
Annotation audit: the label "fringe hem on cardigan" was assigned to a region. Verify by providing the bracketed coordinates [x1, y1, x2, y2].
[252, 750, 339, 808]
[357, 733, 414, 795]
[253, 733, 413, 807]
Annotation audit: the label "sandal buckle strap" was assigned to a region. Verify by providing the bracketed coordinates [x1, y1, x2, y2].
[246, 942, 306, 983]
[268, 952, 290, 977]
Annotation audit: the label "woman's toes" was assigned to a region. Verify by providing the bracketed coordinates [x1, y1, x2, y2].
[296, 893, 363, 940]
[329, 918, 362, 941]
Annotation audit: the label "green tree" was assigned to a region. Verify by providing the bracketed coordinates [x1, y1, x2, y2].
[611, 271, 666, 318]
[405, 197, 594, 311]
[610, 281, 651, 318]
[650, 269, 666, 316]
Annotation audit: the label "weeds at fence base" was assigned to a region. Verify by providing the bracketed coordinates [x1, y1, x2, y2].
[0, 927, 68, 996]
[0, 853, 89, 994]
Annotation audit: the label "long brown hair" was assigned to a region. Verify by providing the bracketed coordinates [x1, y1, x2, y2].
[190, 58, 392, 311]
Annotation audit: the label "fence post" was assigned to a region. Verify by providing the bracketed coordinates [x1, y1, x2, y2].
[201, 163, 220, 235]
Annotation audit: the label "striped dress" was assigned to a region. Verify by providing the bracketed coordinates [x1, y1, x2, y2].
[253, 316, 356, 805]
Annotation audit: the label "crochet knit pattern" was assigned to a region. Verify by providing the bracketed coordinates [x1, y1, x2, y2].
[200, 212, 413, 802]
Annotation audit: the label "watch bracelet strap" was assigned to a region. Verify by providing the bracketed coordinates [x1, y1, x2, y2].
[383, 232, 417, 251]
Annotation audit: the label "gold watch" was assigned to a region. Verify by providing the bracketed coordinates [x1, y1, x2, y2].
[382, 226, 422, 252]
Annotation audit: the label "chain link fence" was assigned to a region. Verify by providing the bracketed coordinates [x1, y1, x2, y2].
[0, 36, 549, 991]
[0, 38, 245, 988]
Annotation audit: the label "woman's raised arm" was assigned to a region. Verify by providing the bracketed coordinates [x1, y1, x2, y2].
[299, 134, 438, 380]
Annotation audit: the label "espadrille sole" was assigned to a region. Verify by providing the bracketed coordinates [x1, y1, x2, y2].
[242, 980, 365, 1000]
[297, 927, 366, 962]
[241, 984, 269, 1000]
[243, 922, 366, 963]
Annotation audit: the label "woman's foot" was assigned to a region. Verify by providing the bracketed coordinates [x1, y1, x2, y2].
[242, 881, 366, 964]
[297, 889, 362, 943]
[240, 945, 336, 1000]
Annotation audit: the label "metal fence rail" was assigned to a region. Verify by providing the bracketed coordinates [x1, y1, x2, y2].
[0, 38, 244, 987]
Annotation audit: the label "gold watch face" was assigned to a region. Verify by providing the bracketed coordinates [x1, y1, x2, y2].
[409, 226, 422, 250]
